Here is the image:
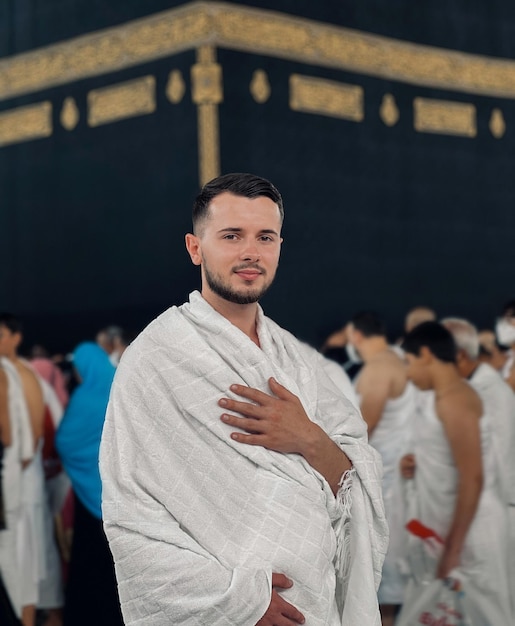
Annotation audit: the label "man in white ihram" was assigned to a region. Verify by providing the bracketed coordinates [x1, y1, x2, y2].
[100, 173, 387, 625]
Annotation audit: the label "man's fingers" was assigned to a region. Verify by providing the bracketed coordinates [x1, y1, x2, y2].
[228, 384, 272, 404]
[221, 413, 264, 434]
[219, 397, 263, 418]
[271, 592, 305, 625]
[271, 573, 293, 589]
[268, 377, 296, 401]
[257, 578, 305, 626]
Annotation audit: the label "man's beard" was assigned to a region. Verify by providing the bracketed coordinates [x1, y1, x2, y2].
[204, 263, 274, 304]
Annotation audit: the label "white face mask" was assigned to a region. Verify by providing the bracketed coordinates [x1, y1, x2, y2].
[346, 342, 362, 363]
[495, 319, 515, 347]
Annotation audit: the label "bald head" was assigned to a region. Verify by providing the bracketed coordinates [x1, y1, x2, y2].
[404, 306, 437, 334]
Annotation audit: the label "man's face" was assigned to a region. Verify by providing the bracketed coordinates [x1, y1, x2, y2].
[404, 351, 432, 390]
[0, 324, 20, 358]
[186, 192, 283, 307]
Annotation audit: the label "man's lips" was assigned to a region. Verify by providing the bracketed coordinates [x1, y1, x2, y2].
[235, 269, 262, 281]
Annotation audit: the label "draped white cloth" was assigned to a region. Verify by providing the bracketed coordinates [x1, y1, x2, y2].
[469, 363, 515, 617]
[32, 373, 66, 610]
[397, 390, 512, 625]
[100, 291, 387, 626]
[320, 358, 359, 412]
[470, 363, 515, 505]
[366, 382, 416, 604]
[0, 358, 33, 617]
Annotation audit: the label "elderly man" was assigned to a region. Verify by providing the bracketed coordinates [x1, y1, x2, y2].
[100, 173, 387, 626]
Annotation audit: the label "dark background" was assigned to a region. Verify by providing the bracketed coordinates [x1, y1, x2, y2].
[1, 0, 514, 353]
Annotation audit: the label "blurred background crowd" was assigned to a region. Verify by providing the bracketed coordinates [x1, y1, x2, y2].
[1, 297, 514, 625]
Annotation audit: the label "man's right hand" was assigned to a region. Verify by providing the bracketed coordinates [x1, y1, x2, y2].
[256, 573, 305, 625]
[400, 453, 416, 479]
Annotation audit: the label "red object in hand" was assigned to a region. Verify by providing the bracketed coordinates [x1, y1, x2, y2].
[406, 519, 444, 544]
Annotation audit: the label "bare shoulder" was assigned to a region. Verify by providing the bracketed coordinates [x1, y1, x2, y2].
[357, 352, 407, 404]
[15, 361, 44, 401]
[0, 367, 6, 386]
[357, 357, 390, 387]
[437, 381, 482, 423]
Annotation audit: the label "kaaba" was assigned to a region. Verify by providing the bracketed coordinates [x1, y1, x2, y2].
[1, 0, 515, 351]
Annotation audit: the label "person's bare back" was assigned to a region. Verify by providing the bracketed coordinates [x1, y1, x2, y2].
[14, 360, 44, 447]
[356, 349, 409, 434]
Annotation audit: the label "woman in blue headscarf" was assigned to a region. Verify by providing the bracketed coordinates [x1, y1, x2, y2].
[56, 342, 123, 626]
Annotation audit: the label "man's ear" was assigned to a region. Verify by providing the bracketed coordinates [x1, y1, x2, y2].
[13, 332, 22, 350]
[185, 233, 202, 266]
[419, 345, 433, 364]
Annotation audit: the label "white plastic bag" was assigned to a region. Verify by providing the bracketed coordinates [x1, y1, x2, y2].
[396, 577, 471, 626]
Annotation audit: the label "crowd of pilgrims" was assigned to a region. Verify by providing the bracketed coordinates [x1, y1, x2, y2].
[0, 301, 514, 626]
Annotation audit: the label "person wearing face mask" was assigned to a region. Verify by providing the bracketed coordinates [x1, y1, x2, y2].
[495, 301, 515, 392]
[321, 322, 363, 381]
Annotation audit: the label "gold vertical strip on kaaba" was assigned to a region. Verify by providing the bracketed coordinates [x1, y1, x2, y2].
[413, 97, 476, 137]
[0, 101, 52, 147]
[192, 45, 222, 186]
[289, 74, 363, 121]
[87, 75, 156, 127]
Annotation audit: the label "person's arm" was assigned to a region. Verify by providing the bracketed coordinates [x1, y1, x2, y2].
[355, 364, 390, 436]
[436, 392, 483, 578]
[506, 362, 515, 392]
[0, 369, 11, 447]
[219, 377, 352, 495]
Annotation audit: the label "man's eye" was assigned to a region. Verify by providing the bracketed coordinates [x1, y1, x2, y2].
[260, 236, 273, 242]
[223, 234, 238, 240]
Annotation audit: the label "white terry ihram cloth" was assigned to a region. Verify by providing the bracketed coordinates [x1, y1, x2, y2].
[0, 357, 33, 616]
[397, 390, 512, 625]
[100, 291, 387, 626]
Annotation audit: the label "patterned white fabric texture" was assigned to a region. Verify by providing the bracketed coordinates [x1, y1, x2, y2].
[100, 291, 387, 625]
[0, 358, 34, 616]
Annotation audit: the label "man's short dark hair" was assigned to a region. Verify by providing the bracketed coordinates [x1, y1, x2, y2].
[351, 311, 386, 338]
[192, 173, 284, 234]
[403, 321, 457, 364]
[0, 313, 23, 334]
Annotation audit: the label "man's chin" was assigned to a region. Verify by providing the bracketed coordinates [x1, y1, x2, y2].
[224, 289, 263, 305]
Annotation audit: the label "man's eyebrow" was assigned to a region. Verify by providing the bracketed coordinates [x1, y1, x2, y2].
[217, 227, 280, 236]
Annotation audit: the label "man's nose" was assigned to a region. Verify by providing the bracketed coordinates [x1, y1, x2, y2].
[240, 240, 260, 261]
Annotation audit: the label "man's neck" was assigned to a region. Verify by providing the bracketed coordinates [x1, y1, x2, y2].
[3, 352, 17, 364]
[201, 291, 260, 346]
[359, 337, 389, 362]
[431, 362, 462, 394]
[460, 358, 480, 380]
